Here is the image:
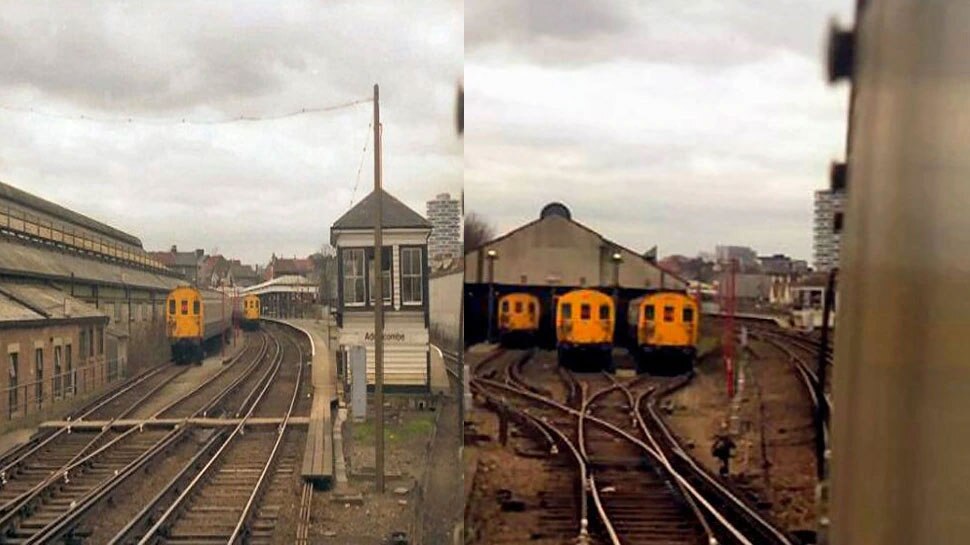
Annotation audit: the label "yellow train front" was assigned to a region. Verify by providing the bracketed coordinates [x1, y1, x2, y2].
[555, 289, 615, 371]
[166, 286, 231, 365]
[498, 293, 540, 347]
[240, 294, 261, 331]
[628, 291, 698, 374]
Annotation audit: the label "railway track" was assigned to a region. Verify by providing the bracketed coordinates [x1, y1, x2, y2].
[110, 323, 309, 545]
[0, 330, 284, 544]
[470, 347, 798, 545]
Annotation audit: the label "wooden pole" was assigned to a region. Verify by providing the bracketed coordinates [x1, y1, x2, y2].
[373, 83, 385, 493]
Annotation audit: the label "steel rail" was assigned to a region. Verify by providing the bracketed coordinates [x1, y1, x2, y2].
[25, 337, 266, 544]
[604, 375, 718, 542]
[576, 382, 622, 545]
[133, 329, 287, 544]
[228, 327, 306, 542]
[473, 376, 789, 545]
[639, 386, 795, 545]
[16, 333, 273, 544]
[0, 362, 173, 487]
[0, 338, 263, 530]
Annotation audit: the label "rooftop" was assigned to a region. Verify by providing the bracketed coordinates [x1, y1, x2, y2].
[332, 189, 431, 231]
[0, 281, 107, 325]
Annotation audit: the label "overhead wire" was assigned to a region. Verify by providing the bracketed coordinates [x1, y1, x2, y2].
[0, 98, 371, 125]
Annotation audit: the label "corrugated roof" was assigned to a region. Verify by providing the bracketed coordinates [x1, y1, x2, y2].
[0, 180, 143, 248]
[0, 239, 183, 291]
[0, 281, 106, 324]
[332, 189, 431, 230]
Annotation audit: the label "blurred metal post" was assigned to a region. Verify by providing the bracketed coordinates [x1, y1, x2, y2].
[372, 83, 385, 493]
[486, 249, 497, 343]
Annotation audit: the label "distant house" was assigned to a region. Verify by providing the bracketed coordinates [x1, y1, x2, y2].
[148, 245, 206, 284]
[228, 261, 260, 288]
[264, 255, 315, 282]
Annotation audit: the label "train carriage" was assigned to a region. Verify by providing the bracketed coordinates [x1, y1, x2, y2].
[555, 289, 615, 371]
[628, 290, 698, 374]
[240, 294, 261, 331]
[166, 285, 231, 364]
[497, 292, 540, 347]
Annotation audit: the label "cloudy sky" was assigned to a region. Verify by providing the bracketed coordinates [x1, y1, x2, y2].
[0, 1, 462, 265]
[465, 0, 853, 262]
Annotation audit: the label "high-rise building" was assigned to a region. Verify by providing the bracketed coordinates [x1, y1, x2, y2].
[426, 192, 461, 262]
[813, 189, 845, 271]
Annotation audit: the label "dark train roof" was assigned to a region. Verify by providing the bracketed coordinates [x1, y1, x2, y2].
[0, 180, 143, 248]
[332, 189, 431, 230]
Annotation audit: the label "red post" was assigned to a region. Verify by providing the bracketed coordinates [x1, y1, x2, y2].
[723, 259, 737, 398]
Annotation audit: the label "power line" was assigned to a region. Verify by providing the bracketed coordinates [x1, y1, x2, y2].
[349, 120, 372, 208]
[0, 98, 371, 125]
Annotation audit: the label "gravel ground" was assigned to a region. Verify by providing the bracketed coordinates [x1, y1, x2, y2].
[665, 329, 818, 532]
[80, 429, 208, 542]
[464, 408, 567, 545]
[310, 403, 435, 544]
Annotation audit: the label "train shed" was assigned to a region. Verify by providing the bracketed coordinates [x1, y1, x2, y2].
[464, 202, 688, 346]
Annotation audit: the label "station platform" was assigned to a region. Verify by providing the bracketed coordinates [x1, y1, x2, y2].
[263, 317, 338, 489]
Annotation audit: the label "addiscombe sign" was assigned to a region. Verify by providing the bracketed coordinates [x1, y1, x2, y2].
[340, 330, 428, 345]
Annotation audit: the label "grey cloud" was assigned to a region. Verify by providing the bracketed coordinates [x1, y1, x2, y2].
[467, 0, 850, 67]
[0, 1, 462, 265]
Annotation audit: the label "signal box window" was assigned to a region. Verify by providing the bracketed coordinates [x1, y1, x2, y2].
[561, 303, 572, 319]
[169, 300, 176, 315]
[514, 301, 523, 313]
[599, 305, 610, 320]
[400, 247, 423, 305]
[683, 307, 695, 322]
[193, 301, 200, 315]
[343, 249, 366, 305]
[644, 305, 655, 320]
[580, 304, 591, 320]
[663, 305, 674, 322]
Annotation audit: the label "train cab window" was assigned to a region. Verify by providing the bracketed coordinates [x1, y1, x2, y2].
[683, 307, 694, 322]
[514, 301, 523, 313]
[169, 300, 176, 315]
[644, 305, 655, 321]
[180, 300, 188, 315]
[501, 300, 509, 312]
[663, 305, 674, 322]
[561, 303, 572, 319]
[528, 302, 535, 315]
[599, 305, 610, 320]
[580, 304, 591, 320]
[192, 301, 200, 315]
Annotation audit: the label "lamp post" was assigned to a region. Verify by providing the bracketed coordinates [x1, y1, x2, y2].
[486, 249, 497, 343]
[611, 251, 622, 297]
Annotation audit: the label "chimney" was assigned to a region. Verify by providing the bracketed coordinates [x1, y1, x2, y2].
[63, 297, 72, 318]
[170, 244, 177, 253]
[195, 249, 204, 259]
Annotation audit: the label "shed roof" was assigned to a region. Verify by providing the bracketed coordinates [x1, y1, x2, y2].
[332, 189, 431, 230]
[0, 281, 107, 326]
[0, 180, 143, 248]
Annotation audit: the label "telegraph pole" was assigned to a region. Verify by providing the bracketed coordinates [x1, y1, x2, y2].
[373, 83, 385, 493]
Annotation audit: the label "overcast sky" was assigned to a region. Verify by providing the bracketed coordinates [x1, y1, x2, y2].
[465, 0, 852, 262]
[0, 1, 462, 265]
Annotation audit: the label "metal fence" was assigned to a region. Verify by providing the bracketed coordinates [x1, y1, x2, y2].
[0, 203, 169, 272]
[0, 358, 121, 422]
